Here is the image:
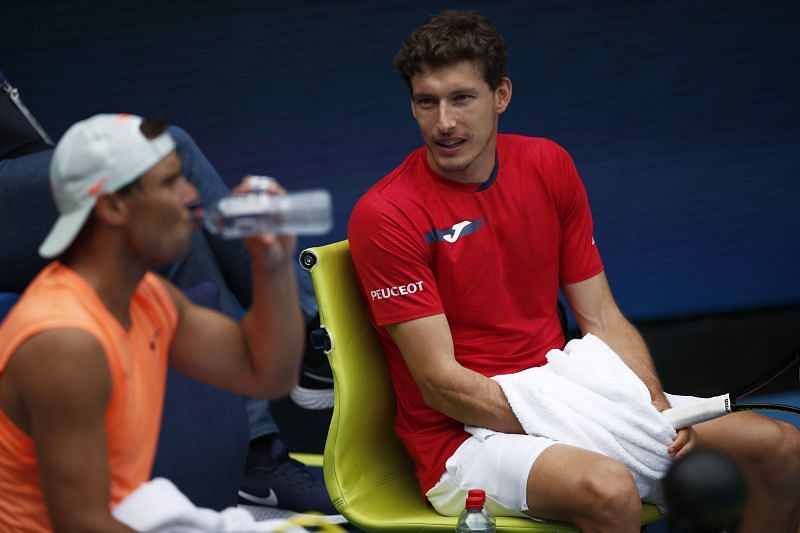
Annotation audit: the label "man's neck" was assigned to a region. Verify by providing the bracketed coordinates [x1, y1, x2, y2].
[63, 242, 150, 330]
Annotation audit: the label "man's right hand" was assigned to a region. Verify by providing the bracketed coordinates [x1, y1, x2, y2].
[233, 176, 298, 272]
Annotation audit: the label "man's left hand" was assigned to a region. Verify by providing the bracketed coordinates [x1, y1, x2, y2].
[668, 426, 697, 458]
[652, 395, 697, 458]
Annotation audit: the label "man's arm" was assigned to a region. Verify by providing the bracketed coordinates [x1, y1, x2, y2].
[166, 231, 305, 400]
[561, 271, 667, 406]
[6, 329, 134, 532]
[561, 270, 695, 456]
[387, 314, 524, 434]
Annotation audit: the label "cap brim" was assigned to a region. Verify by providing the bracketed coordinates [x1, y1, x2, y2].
[38, 207, 94, 259]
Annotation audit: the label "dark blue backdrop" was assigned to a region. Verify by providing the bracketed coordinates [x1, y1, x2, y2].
[4, 0, 798, 321]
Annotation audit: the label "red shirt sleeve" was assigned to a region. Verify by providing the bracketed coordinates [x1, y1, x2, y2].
[348, 193, 445, 327]
[547, 142, 604, 284]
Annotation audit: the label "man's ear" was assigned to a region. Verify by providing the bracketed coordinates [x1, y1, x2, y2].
[410, 98, 417, 119]
[93, 193, 127, 226]
[495, 77, 512, 114]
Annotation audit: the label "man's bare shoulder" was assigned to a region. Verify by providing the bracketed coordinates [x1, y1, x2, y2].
[13, 327, 105, 365]
[153, 274, 200, 321]
[5, 328, 111, 433]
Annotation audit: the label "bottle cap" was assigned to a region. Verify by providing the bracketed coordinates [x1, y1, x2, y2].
[245, 175, 277, 192]
[468, 489, 486, 500]
[465, 496, 483, 510]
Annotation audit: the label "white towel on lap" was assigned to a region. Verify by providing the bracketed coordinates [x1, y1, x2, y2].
[466, 334, 677, 505]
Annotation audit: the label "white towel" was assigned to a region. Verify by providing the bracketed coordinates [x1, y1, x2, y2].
[112, 478, 310, 532]
[466, 334, 676, 505]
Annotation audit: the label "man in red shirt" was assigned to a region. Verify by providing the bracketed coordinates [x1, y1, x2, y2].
[348, 10, 800, 532]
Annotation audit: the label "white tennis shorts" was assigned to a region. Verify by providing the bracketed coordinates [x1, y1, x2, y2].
[425, 431, 554, 518]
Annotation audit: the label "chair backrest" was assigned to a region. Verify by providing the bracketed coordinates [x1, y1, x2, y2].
[152, 282, 249, 511]
[301, 241, 426, 526]
[0, 293, 20, 320]
[300, 241, 582, 532]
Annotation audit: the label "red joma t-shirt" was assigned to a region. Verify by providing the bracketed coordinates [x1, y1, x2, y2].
[349, 134, 603, 493]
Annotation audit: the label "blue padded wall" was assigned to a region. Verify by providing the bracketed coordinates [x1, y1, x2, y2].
[3, 0, 798, 321]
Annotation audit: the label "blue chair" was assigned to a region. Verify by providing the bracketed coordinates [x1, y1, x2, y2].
[151, 281, 250, 510]
[0, 292, 19, 319]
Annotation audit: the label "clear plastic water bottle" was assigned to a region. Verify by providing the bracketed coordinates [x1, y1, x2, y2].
[455, 489, 496, 532]
[196, 176, 333, 238]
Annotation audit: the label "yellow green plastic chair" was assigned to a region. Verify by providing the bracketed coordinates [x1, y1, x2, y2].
[299, 240, 662, 532]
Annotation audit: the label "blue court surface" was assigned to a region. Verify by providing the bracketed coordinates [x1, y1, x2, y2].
[739, 389, 800, 428]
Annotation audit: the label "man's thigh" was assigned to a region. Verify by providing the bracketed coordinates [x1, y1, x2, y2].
[525, 442, 638, 521]
[692, 410, 791, 462]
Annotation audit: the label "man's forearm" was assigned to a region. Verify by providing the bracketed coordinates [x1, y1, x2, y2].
[389, 315, 525, 434]
[420, 361, 525, 434]
[588, 316, 668, 406]
[241, 259, 304, 398]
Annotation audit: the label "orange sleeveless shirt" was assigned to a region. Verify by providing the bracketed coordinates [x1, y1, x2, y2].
[0, 262, 177, 532]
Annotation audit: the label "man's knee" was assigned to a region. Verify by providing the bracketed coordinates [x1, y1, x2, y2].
[713, 416, 800, 497]
[578, 462, 641, 525]
[736, 418, 798, 461]
[759, 421, 800, 486]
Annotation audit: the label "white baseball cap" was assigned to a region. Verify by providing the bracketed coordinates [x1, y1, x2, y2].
[39, 113, 176, 258]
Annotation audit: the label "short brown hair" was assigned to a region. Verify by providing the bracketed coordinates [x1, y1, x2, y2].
[394, 10, 508, 91]
[139, 115, 169, 140]
[116, 115, 170, 196]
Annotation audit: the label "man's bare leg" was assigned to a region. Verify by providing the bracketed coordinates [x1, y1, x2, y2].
[525, 444, 642, 533]
[693, 411, 800, 532]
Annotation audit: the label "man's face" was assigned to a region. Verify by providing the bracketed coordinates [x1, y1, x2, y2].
[120, 151, 198, 264]
[410, 60, 511, 183]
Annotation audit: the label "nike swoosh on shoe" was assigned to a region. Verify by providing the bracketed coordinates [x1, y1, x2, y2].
[302, 370, 334, 384]
[238, 488, 279, 506]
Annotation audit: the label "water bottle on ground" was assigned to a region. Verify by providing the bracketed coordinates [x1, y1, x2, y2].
[196, 176, 333, 238]
[455, 489, 496, 532]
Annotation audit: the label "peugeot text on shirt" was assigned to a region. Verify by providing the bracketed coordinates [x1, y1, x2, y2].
[370, 281, 425, 301]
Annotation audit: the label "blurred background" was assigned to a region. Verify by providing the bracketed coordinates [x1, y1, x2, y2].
[4, 0, 798, 399]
